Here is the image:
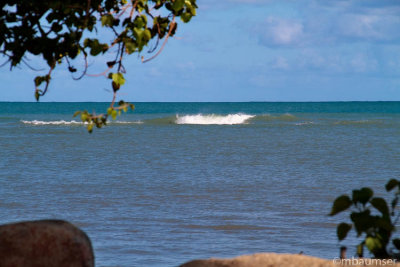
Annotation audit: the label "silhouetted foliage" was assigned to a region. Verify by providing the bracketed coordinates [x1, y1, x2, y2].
[330, 179, 400, 259]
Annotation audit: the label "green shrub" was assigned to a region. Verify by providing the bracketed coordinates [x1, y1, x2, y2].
[330, 179, 400, 258]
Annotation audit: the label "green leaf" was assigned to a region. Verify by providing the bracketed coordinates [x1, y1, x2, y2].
[133, 28, 144, 48]
[81, 113, 88, 122]
[365, 236, 382, 253]
[370, 197, 389, 216]
[107, 61, 116, 68]
[34, 76, 44, 87]
[101, 15, 114, 27]
[143, 29, 151, 41]
[125, 41, 137, 54]
[111, 109, 117, 120]
[73, 111, 81, 117]
[350, 210, 373, 236]
[34, 90, 40, 101]
[374, 220, 395, 235]
[107, 107, 113, 115]
[356, 242, 364, 257]
[180, 12, 192, 23]
[83, 38, 91, 47]
[185, 0, 196, 15]
[330, 195, 352, 216]
[172, 0, 185, 12]
[393, 239, 400, 250]
[112, 81, 120, 92]
[386, 179, 399, 192]
[376, 217, 394, 232]
[337, 223, 352, 241]
[87, 123, 93, 133]
[86, 39, 108, 56]
[352, 187, 373, 205]
[111, 73, 125, 86]
[134, 15, 147, 28]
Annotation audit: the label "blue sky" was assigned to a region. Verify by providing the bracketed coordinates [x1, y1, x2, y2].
[2, 0, 400, 102]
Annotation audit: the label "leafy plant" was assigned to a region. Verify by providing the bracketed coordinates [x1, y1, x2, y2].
[330, 179, 400, 258]
[0, 0, 197, 132]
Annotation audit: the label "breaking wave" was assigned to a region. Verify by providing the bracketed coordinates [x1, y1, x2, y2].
[176, 114, 255, 125]
[25, 114, 385, 127]
[20, 114, 303, 126]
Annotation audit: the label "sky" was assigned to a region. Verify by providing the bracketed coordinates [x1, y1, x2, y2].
[2, 0, 400, 102]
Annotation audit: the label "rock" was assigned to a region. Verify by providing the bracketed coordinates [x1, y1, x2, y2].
[179, 253, 400, 267]
[0, 220, 94, 267]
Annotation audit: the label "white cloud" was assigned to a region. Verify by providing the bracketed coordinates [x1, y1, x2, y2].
[257, 17, 304, 47]
[176, 61, 196, 71]
[270, 56, 290, 70]
[149, 67, 162, 77]
[349, 53, 378, 73]
[245, 1, 400, 49]
[335, 13, 400, 42]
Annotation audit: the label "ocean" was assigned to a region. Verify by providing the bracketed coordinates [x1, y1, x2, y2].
[1, 101, 400, 266]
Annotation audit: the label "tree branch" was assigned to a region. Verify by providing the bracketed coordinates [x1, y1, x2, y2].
[142, 16, 175, 63]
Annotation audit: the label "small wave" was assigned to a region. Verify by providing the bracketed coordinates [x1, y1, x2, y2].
[295, 121, 314, 126]
[252, 113, 298, 122]
[145, 116, 177, 125]
[21, 120, 143, 126]
[334, 120, 380, 125]
[111, 121, 143, 125]
[278, 113, 298, 121]
[176, 114, 255, 125]
[181, 224, 274, 231]
[21, 120, 83, 125]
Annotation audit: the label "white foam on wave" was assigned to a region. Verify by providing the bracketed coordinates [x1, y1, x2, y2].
[295, 121, 314, 126]
[175, 114, 255, 125]
[21, 120, 143, 125]
[21, 120, 83, 125]
[111, 120, 143, 124]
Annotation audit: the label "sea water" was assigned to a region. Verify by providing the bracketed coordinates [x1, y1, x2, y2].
[1, 102, 400, 266]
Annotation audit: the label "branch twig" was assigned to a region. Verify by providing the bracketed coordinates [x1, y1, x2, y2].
[142, 15, 175, 63]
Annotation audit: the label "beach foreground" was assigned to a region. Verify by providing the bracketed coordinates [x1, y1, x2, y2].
[180, 253, 400, 267]
[2, 219, 400, 267]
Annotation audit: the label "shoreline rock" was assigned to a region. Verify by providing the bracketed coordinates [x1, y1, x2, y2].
[179, 253, 400, 267]
[0, 220, 94, 267]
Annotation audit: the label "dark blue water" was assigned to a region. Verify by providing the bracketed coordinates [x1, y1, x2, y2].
[1, 102, 400, 266]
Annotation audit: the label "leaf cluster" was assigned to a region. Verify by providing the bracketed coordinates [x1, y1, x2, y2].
[0, 0, 197, 132]
[330, 179, 400, 259]
[73, 100, 134, 133]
